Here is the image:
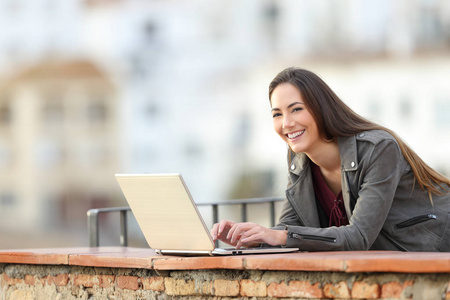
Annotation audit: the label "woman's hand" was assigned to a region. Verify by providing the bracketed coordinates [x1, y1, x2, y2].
[211, 220, 287, 249]
[211, 219, 241, 246]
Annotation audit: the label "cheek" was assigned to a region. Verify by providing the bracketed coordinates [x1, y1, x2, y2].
[272, 119, 279, 132]
[273, 120, 284, 137]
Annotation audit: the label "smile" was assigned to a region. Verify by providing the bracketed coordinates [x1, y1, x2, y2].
[286, 130, 305, 139]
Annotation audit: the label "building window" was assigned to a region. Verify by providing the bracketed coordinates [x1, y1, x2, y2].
[41, 192, 68, 228]
[0, 100, 11, 126]
[184, 141, 203, 160]
[0, 143, 12, 167]
[145, 101, 160, 120]
[143, 21, 157, 42]
[263, 2, 279, 23]
[42, 99, 64, 126]
[87, 100, 108, 125]
[0, 191, 15, 207]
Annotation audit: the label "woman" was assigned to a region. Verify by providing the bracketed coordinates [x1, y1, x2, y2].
[211, 67, 450, 252]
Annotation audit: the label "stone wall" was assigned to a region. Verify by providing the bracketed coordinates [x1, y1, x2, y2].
[1, 263, 449, 299]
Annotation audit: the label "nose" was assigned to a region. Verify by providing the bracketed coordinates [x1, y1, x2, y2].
[282, 115, 294, 129]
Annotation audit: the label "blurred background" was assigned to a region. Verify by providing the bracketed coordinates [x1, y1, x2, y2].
[0, 0, 449, 249]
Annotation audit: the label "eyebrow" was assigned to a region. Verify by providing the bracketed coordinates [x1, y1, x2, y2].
[271, 102, 304, 112]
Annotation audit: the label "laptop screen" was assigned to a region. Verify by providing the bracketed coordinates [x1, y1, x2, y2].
[115, 174, 215, 251]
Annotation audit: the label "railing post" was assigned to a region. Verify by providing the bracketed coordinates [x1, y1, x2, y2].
[120, 210, 128, 246]
[241, 203, 247, 222]
[212, 204, 219, 247]
[270, 201, 276, 227]
[87, 207, 130, 247]
[212, 204, 218, 224]
[87, 209, 99, 247]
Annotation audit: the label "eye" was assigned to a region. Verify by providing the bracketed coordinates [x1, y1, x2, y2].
[272, 112, 282, 118]
[292, 107, 303, 113]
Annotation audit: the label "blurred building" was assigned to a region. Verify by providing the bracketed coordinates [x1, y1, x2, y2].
[0, 60, 120, 231]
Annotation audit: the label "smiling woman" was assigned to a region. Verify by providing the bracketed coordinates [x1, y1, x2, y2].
[211, 67, 450, 252]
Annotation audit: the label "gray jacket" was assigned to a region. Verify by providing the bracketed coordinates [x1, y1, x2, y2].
[278, 130, 450, 252]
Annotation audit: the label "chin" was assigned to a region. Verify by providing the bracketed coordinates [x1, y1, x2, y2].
[289, 146, 304, 154]
[290, 141, 312, 153]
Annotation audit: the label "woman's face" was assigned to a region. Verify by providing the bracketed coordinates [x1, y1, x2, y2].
[271, 83, 321, 154]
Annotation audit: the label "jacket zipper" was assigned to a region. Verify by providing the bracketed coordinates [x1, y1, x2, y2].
[395, 214, 437, 229]
[288, 232, 336, 243]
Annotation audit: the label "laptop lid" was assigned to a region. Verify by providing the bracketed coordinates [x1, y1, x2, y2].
[115, 173, 215, 252]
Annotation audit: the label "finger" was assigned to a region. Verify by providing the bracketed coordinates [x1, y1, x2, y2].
[240, 226, 260, 240]
[236, 225, 269, 248]
[228, 223, 245, 243]
[237, 227, 261, 246]
[230, 223, 253, 244]
[240, 230, 263, 244]
[218, 220, 233, 236]
[236, 234, 254, 249]
[210, 223, 219, 241]
[226, 222, 238, 241]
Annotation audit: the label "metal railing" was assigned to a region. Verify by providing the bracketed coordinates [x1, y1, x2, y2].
[87, 197, 284, 247]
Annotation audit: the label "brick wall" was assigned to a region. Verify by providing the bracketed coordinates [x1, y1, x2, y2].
[1, 264, 449, 299]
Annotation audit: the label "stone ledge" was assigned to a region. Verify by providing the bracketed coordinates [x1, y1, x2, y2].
[1, 264, 449, 299]
[0, 247, 449, 273]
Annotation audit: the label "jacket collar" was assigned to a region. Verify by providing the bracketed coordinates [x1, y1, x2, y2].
[289, 152, 308, 176]
[338, 135, 359, 171]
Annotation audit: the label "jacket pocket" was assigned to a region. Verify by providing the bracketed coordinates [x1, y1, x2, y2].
[288, 232, 336, 243]
[395, 214, 437, 229]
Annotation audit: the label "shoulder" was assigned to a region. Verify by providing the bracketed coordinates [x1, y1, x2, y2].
[338, 129, 400, 155]
[354, 129, 397, 146]
[338, 129, 403, 171]
[355, 130, 402, 157]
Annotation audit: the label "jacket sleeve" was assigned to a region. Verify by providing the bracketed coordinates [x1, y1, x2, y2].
[272, 200, 303, 231]
[280, 139, 405, 251]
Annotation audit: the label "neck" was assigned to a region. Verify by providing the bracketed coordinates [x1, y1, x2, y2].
[305, 140, 341, 172]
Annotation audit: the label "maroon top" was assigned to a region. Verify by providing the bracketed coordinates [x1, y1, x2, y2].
[310, 162, 349, 227]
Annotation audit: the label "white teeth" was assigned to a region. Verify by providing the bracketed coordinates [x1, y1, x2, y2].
[287, 130, 305, 139]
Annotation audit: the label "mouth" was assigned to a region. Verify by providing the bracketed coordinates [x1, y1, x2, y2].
[286, 130, 305, 140]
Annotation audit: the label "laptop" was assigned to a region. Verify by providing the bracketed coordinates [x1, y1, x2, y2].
[115, 173, 299, 256]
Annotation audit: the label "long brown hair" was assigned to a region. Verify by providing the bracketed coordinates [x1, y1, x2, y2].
[269, 67, 450, 198]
